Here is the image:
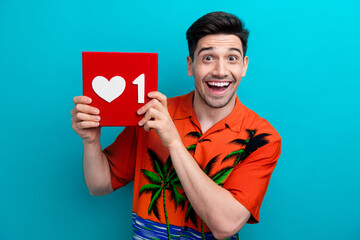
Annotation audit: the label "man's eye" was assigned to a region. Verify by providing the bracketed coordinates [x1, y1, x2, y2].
[228, 56, 238, 61]
[203, 56, 213, 61]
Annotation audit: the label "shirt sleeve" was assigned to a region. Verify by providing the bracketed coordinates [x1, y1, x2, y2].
[103, 126, 138, 191]
[222, 139, 281, 223]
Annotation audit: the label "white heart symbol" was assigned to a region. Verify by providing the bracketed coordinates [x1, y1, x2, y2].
[92, 76, 126, 103]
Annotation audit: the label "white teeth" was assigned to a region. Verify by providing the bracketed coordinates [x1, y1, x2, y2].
[207, 82, 230, 87]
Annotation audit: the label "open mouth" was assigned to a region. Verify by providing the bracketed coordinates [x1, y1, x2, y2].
[205, 81, 232, 94]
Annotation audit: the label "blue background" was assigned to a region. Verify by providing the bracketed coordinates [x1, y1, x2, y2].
[1, 0, 359, 239]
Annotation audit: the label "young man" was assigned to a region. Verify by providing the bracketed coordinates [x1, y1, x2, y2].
[71, 12, 281, 239]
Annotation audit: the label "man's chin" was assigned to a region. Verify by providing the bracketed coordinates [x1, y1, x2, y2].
[203, 96, 233, 109]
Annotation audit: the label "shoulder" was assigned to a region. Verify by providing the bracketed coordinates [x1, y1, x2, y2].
[239, 103, 281, 144]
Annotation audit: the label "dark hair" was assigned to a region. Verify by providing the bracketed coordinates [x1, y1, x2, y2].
[186, 11, 249, 60]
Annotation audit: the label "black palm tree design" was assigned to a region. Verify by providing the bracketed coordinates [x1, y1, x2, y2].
[139, 148, 186, 240]
[222, 129, 271, 166]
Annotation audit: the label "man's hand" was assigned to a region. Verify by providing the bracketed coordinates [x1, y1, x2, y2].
[137, 91, 181, 149]
[71, 96, 101, 144]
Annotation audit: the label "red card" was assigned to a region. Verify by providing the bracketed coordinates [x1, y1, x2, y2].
[82, 52, 158, 126]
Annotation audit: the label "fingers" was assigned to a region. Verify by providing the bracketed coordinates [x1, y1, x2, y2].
[137, 99, 163, 116]
[73, 96, 92, 104]
[71, 96, 99, 117]
[71, 96, 100, 129]
[138, 107, 163, 127]
[73, 112, 101, 122]
[137, 91, 167, 115]
[148, 91, 167, 108]
[71, 111, 100, 128]
[143, 120, 158, 132]
[136, 92, 170, 132]
[74, 103, 100, 115]
[136, 91, 168, 116]
[76, 121, 99, 129]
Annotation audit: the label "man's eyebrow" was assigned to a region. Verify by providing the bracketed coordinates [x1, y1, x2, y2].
[197, 47, 243, 57]
[229, 48, 243, 56]
[197, 47, 213, 56]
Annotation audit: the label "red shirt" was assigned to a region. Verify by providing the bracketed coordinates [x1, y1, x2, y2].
[104, 91, 281, 238]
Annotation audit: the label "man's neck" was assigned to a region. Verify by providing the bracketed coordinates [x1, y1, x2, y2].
[193, 92, 236, 134]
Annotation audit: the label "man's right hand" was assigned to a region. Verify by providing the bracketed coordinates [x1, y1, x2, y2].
[71, 96, 101, 144]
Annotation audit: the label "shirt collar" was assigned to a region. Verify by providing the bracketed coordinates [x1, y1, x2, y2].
[172, 91, 245, 133]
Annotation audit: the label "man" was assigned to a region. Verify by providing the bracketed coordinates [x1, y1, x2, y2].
[71, 11, 281, 239]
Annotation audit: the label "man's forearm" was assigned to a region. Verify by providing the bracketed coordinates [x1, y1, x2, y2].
[168, 140, 250, 239]
[83, 139, 113, 195]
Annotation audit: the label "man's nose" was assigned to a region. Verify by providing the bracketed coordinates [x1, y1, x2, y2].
[213, 59, 228, 77]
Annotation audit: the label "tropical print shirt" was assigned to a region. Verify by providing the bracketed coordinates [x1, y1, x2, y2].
[104, 91, 281, 239]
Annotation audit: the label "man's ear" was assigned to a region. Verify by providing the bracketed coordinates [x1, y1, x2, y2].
[241, 56, 249, 77]
[186, 56, 193, 77]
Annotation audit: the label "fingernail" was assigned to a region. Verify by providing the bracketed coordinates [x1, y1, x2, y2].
[86, 98, 91, 103]
[95, 109, 100, 114]
[95, 116, 100, 121]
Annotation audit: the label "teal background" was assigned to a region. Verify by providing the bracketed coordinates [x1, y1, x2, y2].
[1, 0, 359, 239]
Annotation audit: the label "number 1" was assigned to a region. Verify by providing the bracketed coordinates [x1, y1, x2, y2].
[132, 74, 145, 103]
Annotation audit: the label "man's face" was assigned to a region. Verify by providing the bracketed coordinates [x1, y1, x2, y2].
[187, 34, 248, 109]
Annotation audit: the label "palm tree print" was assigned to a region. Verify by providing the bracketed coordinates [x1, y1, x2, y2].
[223, 129, 271, 166]
[139, 148, 186, 240]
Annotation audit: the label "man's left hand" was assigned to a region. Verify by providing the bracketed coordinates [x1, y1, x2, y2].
[137, 91, 181, 149]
